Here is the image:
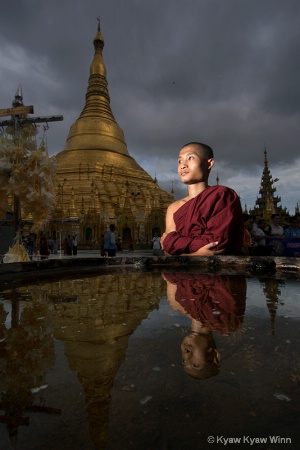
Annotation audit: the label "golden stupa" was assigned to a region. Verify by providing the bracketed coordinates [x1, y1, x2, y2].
[52, 22, 173, 246]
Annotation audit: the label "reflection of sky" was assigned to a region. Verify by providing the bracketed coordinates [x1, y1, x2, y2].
[1, 300, 12, 329]
[0, 300, 27, 330]
[134, 296, 189, 335]
[244, 278, 300, 319]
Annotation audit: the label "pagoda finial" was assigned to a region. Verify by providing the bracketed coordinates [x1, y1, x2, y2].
[12, 84, 23, 107]
[97, 16, 101, 32]
[264, 144, 268, 164]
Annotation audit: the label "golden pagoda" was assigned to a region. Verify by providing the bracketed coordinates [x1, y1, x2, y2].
[51, 22, 173, 247]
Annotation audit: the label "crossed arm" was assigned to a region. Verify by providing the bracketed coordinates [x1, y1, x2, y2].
[160, 202, 224, 256]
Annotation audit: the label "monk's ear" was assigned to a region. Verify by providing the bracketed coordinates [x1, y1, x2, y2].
[207, 158, 214, 170]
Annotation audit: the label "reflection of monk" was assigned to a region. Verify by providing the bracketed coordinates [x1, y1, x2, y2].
[163, 273, 246, 380]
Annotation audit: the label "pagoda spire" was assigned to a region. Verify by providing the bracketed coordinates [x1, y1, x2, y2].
[62, 20, 129, 157]
[254, 147, 281, 220]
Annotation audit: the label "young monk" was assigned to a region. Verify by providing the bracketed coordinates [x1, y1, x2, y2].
[160, 142, 244, 256]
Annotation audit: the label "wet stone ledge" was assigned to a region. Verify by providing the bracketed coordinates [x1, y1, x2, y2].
[0, 255, 299, 282]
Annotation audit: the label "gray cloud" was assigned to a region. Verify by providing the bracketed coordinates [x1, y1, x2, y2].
[0, 0, 299, 212]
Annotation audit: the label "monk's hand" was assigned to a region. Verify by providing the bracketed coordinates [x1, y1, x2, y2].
[189, 241, 225, 256]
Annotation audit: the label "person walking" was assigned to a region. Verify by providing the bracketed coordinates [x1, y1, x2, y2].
[72, 235, 78, 255]
[104, 224, 117, 257]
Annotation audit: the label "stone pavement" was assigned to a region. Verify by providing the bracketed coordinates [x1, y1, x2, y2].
[46, 248, 159, 260]
[1, 247, 299, 280]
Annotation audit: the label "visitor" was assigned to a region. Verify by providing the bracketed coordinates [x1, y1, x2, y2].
[53, 238, 58, 254]
[252, 214, 261, 235]
[26, 235, 34, 261]
[284, 216, 300, 238]
[64, 237, 68, 256]
[67, 235, 73, 255]
[117, 235, 123, 252]
[128, 235, 134, 252]
[252, 219, 274, 255]
[39, 235, 49, 260]
[160, 142, 244, 255]
[151, 232, 161, 256]
[72, 235, 78, 255]
[48, 238, 53, 254]
[266, 214, 284, 239]
[104, 224, 117, 257]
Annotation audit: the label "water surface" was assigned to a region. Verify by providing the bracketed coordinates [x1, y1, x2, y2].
[0, 270, 299, 449]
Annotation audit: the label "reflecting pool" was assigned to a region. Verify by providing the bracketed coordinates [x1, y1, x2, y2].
[0, 269, 299, 449]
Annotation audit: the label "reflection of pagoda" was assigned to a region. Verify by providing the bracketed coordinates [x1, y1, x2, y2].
[260, 278, 285, 335]
[253, 149, 282, 221]
[0, 272, 166, 449]
[47, 272, 166, 449]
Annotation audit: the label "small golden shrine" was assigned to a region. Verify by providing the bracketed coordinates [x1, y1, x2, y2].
[51, 22, 173, 247]
[252, 149, 286, 222]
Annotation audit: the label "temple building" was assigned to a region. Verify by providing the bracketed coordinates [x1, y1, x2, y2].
[251, 148, 287, 221]
[51, 23, 173, 247]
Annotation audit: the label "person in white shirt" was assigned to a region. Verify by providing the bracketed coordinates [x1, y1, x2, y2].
[253, 219, 274, 255]
[151, 232, 161, 256]
[266, 214, 284, 239]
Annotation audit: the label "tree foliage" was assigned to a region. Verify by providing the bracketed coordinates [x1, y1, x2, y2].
[0, 124, 56, 233]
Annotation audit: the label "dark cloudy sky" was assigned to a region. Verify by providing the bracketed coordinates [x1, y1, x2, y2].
[1, 0, 300, 213]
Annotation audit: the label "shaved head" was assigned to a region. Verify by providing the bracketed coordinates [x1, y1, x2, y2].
[181, 142, 214, 160]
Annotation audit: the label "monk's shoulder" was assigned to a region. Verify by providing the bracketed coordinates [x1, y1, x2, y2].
[167, 197, 188, 215]
[207, 185, 239, 198]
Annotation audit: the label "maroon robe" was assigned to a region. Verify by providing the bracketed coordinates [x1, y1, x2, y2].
[163, 185, 243, 255]
[163, 272, 246, 334]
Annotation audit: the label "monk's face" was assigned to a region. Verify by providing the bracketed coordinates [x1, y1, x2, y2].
[177, 144, 214, 185]
[181, 334, 220, 379]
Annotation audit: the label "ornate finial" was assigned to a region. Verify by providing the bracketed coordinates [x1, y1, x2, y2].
[97, 16, 101, 32]
[216, 171, 219, 186]
[12, 84, 23, 107]
[264, 144, 268, 162]
[171, 181, 174, 194]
